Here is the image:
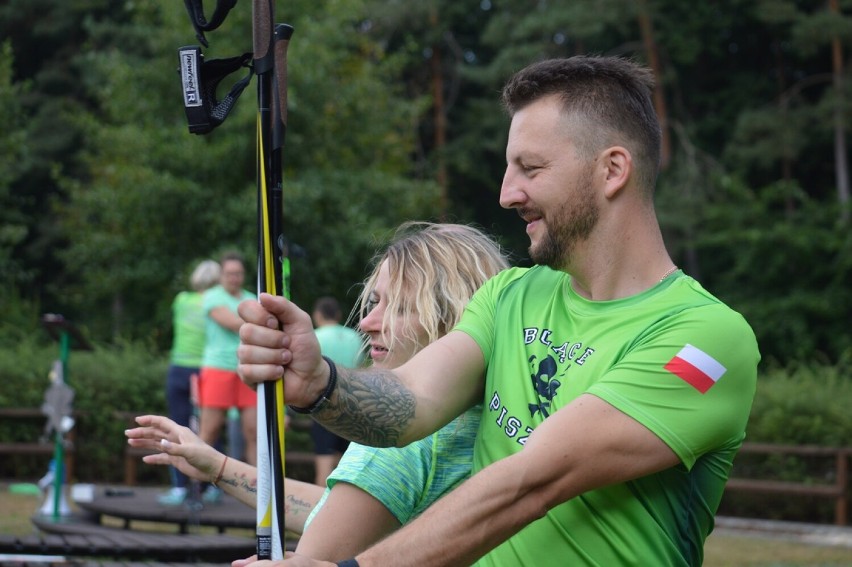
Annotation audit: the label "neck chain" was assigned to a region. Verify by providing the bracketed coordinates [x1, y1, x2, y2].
[659, 265, 678, 282]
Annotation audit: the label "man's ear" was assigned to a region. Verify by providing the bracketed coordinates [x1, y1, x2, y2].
[601, 146, 631, 199]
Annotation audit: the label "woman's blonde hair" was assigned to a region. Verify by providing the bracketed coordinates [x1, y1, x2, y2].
[354, 222, 509, 356]
[190, 260, 221, 291]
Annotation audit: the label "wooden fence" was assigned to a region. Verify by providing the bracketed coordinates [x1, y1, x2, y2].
[725, 442, 851, 526]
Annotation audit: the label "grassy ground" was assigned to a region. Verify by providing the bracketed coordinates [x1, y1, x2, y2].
[703, 532, 852, 567]
[2, 482, 851, 566]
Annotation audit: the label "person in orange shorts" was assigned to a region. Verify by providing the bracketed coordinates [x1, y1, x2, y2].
[197, 251, 256, 503]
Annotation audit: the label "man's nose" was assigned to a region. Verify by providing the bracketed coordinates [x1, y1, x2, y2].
[499, 166, 523, 210]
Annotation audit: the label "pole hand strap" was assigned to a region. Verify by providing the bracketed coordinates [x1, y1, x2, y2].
[183, 0, 239, 47]
[178, 47, 254, 135]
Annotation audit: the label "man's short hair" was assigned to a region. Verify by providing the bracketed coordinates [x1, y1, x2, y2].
[502, 56, 662, 193]
[314, 296, 342, 322]
[220, 250, 245, 266]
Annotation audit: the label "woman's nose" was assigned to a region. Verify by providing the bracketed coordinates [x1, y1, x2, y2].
[359, 304, 383, 333]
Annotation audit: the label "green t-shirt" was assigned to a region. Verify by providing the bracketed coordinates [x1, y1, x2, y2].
[201, 285, 256, 371]
[456, 266, 759, 566]
[169, 290, 206, 367]
[314, 324, 364, 368]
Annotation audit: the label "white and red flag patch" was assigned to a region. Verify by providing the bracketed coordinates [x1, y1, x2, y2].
[664, 344, 727, 394]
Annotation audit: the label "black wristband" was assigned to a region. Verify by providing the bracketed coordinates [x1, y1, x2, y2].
[288, 355, 337, 415]
[336, 560, 360, 567]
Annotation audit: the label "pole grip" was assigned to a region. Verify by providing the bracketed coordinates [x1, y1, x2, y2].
[273, 24, 294, 150]
[252, 0, 274, 73]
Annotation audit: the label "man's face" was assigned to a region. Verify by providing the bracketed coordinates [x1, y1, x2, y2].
[221, 259, 245, 294]
[499, 95, 599, 270]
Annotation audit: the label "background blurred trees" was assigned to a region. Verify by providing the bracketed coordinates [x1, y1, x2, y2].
[1, 0, 850, 366]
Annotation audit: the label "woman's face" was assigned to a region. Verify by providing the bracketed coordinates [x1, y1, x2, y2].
[359, 260, 429, 370]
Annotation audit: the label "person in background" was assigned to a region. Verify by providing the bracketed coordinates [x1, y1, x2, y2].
[157, 259, 221, 506]
[310, 296, 364, 486]
[126, 222, 509, 561]
[236, 56, 760, 567]
[197, 251, 256, 503]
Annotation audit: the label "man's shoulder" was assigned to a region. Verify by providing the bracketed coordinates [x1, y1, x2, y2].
[315, 324, 361, 340]
[202, 285, 227, 303]
[337, 325, 363, 345]
[485, 265, 543, 287]
[673, 276, 753, 326]
[485, 265, 565, 296]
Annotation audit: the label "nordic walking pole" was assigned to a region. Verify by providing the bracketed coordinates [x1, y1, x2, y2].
[268, 20, 294, 554]
[253, 0, 291, 559]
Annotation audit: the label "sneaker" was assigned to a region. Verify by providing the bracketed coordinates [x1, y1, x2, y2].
[202, 486, 222, 504]
[157, 487, 188, 506]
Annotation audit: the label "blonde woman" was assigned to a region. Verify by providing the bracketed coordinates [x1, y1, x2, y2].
[158, 259, 220, 506]
[126, 222, 508, 561]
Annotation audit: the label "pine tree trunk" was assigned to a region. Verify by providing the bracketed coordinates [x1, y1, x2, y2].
[829, 0, 850, 222]
[636, 0, 670, 170]
[430, 5, 448, 219]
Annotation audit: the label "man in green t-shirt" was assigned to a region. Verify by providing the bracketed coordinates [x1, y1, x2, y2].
[197, 251, 256, 503]
[238, 56, 760, 566]
[310, 296, 364, 486]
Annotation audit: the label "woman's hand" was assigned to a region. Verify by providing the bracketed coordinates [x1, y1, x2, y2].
[125, 414, 222, 483]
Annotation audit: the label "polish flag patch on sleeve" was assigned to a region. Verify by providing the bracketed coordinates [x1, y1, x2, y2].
[664, 344, 727, 393]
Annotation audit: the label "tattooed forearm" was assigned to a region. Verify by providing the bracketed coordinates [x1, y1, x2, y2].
[222, 472, 257, 496]
[284, 493, 314, 533]
[204, 462, 259, 509]
[318, 366, 416, 447]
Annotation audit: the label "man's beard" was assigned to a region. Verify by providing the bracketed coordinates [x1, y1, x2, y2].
[528, 176, 599, 270]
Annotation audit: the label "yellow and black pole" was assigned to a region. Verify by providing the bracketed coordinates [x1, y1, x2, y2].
[253, 0, 292, 559]
[178, 1, 292, 555]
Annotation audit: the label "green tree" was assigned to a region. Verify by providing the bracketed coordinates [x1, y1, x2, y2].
[55, 0, 441, 342]
[0, 0, 124, 315]
[0, 41, 30, 290]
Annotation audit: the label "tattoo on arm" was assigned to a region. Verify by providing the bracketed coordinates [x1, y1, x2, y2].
[319, 366, 416, 446]
[222, 472, 257, 496]
[285, 493, 313, 520]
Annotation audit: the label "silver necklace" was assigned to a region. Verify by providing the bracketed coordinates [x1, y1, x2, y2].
[659, 265, 678, 282]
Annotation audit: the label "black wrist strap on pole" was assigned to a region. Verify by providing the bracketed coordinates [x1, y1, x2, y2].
[183, 0, 239, 47]
[178, 47, 254, 135]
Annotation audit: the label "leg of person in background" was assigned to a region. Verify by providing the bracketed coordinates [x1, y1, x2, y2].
[235, 372, 258, 466]
[186, 372, 203, 510]
[198, 405, 226, 503]
[310, 423, 349, 487]
[159, 365, 195, 505]
[197, 367, 228, 504]
[226, 407, 245, 462]
[239, 406, 258, 466]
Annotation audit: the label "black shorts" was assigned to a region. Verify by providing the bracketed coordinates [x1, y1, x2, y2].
[310, 422, 350, 455]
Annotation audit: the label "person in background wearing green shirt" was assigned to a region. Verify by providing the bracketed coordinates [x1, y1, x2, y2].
[158, 259, 221, 506]
[198, 251, 257, 503]
[310, 296, 364, 486]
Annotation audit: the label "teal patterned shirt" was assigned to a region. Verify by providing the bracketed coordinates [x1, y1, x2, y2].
[305, 407, 480, 527]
